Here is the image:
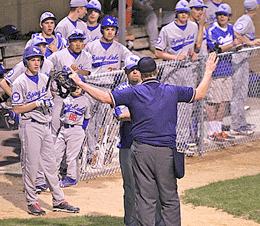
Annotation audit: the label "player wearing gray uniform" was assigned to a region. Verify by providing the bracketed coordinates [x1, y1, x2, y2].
[55, 74, 92, 188]
[155, 0, 198, 154]
[204, 0, 222, 28]
[85, 0, 103, 42]
[55, 0, 90, 47]
[11, 46, 79, 216]
[84, 16, 132, 165]
[48, 29, 92, 141]
[25, 12, 65, 58]
[230, 0, 260, 135]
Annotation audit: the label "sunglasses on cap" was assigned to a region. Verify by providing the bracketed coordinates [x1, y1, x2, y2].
[216, 13, 229, 16]
[125, 66, 139, 74]
[177, 10, 190, 14]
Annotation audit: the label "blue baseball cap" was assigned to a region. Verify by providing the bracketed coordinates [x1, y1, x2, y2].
[40, 12, 56, 23]
[68, 29, 86, 40]
[125, 55, 140, 70]
[189, 0, 208, 8]
[244, 0, 260, 11]
[31, 35, 48, 46]
[175, 0, 191, 12]
[86, 0, 102, 12]
[216, 3, 232, 15]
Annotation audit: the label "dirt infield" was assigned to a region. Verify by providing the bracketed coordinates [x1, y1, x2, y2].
[0, 131, 260, 225]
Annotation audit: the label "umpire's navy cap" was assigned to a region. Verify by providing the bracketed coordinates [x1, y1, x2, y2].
[138, 57, 157, 73]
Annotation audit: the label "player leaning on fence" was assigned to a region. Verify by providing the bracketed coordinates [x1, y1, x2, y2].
[69, 52, 218, 226]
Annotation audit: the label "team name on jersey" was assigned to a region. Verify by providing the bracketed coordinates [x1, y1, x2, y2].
[92, 54, 119, 68]
[171, 34, 196, 51]
[218, 33, 233, 45]
[62, 64, 84, 72]
[26, 87, 47, 102]
[64, 103, 85, 115]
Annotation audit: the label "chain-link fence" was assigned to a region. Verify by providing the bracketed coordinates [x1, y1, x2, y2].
[79, 46, 260, 180]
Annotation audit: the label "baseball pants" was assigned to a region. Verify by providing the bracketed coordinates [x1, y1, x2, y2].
[19, 120, 65, 206]
[131, 141, 181, 226]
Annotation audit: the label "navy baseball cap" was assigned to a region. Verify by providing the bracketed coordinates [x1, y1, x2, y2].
[40, 12, 56, 23]
[138, 57, 157, 73]
[68, 29, 86, 40]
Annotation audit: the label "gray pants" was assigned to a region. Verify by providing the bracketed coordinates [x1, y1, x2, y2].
[120, 148, 165, 226]
[231, 58, 249, 130]
[19, 120, 65, 206]
[131, 141, 181, 226]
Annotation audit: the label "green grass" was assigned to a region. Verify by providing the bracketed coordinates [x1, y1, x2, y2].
[0, 215, 124, 226]
[182, 173, 260, 223]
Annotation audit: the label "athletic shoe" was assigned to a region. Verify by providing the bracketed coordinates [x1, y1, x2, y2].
[59, 176, 77, 188]
[221, 131, 235, 140]
[36, 184, 48, 194]
[53, 201, 80, 213]
[230, 126, 254, 136]
[207, 133, 224, 143]
[184, 149, 195, 157]
[28, 203, 46, 216]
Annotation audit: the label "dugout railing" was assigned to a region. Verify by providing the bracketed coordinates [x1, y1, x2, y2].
[79, 46, 260, 181]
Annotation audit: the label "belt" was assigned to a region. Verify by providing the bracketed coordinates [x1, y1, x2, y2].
[64, 123, 75, 128]
[31, 119, 49, 125]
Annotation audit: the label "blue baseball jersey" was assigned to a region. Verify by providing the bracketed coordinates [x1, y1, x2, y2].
[156, 20, 198, 55]
[110, 78, 195, 149]
[114, 82, 133, 149]
[206, 22, 235, 77]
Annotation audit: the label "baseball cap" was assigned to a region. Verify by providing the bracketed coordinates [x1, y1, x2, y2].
[215, 3, 232, 15]
[124, 55, 140, 70]
[70, 0, 88, 7]
[68, 29, 86, 40]
[31, 35, 48, 46]
[86, 0, 102, 12]
[175, 0, 191, 12]
[189, 0, 208, 8]
[40, 12, 56, 23]
[244, 0, 260, 11]
[138, 57, 157, 73]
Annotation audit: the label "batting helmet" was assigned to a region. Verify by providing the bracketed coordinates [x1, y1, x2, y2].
[100, 16, 118, 35]
[23, 46, 44, 68]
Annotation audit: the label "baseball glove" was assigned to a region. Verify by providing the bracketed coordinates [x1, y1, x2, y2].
[50, 71, 78, 98]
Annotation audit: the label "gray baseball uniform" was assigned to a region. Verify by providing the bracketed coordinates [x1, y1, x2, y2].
[55, 17, 91, 46]
[156, 19, 198, 149]
[87, 23, 102, 42]
[54, 93, 92, 180]
[48, 48, 92, 141]
[11, 72, 65, 206]
[231, 14, 255, 130]
[204, 0, 221, 25]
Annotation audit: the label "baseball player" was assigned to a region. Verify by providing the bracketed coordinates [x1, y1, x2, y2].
[86, 0, 103, 42]
[55, 0, 91, 47]
[114, 55, 164, 226]
[155, 0, 198, 155]
[48, 29, 92, 142]
[206, 3, 240, 142]
[204, 0, 223, 28]
[54, 74, 92, 188]
[11, 46, 79, 216]
[69, 53, 218, 226]
[230, 0, 260, 136]
[25, 12, 65, 58]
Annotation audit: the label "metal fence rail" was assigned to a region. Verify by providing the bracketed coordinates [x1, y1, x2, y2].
[79, 46, 260, 180]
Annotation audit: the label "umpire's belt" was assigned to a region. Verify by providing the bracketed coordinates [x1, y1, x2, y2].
[31, 119, 49, 125]
[63, 123, 75, 128]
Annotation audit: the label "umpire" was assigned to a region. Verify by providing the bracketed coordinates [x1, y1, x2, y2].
[69, 52, 218, 226]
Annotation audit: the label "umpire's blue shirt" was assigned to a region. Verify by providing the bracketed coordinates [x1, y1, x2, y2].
[110, 78, 195, 149]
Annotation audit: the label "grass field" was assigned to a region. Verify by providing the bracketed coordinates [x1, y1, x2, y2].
[182, 173, 260, 224]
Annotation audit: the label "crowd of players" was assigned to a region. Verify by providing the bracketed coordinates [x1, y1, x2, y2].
[0, 0, 259, 223]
